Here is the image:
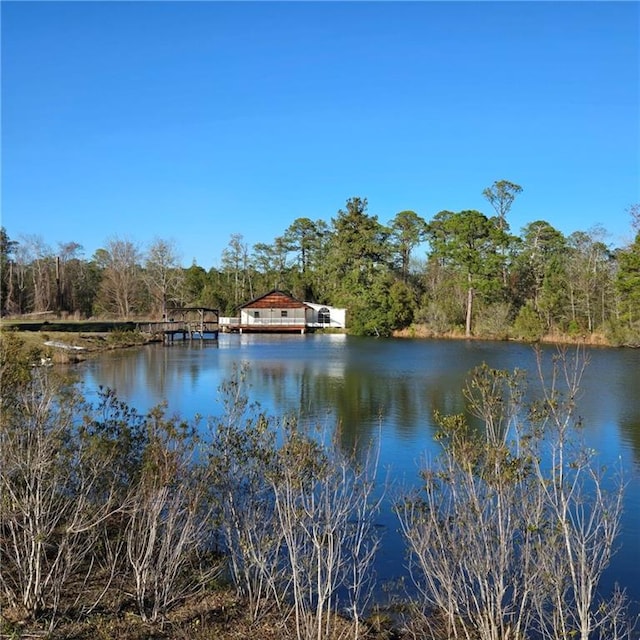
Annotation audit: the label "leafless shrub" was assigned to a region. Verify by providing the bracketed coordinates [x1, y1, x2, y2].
[0, 368, 125, 629]
[397, 347, 630, 640]
[124, 406, 220, 623]
[207, 363, 383, 640]
[206, 363, 286, 622]
[528, 347, 626, 640]
[271, 422, 382, 640]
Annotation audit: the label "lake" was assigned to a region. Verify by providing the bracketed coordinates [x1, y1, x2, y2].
[73, 333, 640, 615]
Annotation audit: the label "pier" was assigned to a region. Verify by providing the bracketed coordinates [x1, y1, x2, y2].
[140, 307, 219, 344]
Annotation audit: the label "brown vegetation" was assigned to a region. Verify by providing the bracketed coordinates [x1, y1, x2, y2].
[0, 333, 633, 640]
[393, 323, 615, 347]
[1, 587, 394, 640]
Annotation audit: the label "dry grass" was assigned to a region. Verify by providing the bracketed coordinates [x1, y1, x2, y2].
[393, 323, 614, 347]
[0, 587, 397, 640]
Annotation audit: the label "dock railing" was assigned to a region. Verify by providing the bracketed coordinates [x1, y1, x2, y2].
[219, 317, 343, 330]
[140, 320, 220, 336]
[219, 317, 305, 327]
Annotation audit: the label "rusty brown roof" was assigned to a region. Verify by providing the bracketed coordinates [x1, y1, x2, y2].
[239, 289, 309, 310]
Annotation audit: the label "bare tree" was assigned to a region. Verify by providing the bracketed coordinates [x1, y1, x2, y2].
[144, 237, 184, 317]
[397, 349, 630, 640]
[221, 233, 252, 305]
[25, 235, 55, 313]
[565, 228, 613, 333]
[398, 366, 541, 639]
[207, 363, 383, 639]
[94, 237, 144, 318]
[627, 203, 640, 234]
[6, 234, 55, 313]
[11, 242, 31, 313]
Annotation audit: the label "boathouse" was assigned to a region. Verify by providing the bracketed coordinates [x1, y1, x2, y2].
[219, 290, 347, 333]
[235, 290, 310, 333]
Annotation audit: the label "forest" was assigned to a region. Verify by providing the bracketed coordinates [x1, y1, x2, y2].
[2, 181, 639, 345]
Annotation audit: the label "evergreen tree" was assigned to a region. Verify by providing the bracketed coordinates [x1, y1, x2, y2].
[321, 198, 393, 334]
[426, 210, 504, 336]
[388, 210, 428, 283]
[616, 232, 640, 330]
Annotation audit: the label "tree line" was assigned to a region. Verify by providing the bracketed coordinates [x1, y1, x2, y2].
[0, 334, 634, 639]
[2, 181, 639, 344]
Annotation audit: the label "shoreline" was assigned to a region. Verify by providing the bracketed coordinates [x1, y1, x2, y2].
[1, 319, 631, 367]
[392, 324, 617, 348]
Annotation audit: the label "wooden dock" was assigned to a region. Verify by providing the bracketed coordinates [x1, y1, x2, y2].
[139, 307, 220, 344]
[140, 321, 219, 344]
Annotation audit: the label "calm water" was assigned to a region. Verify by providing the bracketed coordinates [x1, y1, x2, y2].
[73, 334, 640, 613]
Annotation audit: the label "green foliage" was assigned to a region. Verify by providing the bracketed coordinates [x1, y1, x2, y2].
[415, 300, 452, 334]
[482, 179, 523, 230]
[473, 302, 512, 340]
[511, 220, 567, 309]
[344, 273, 397, 337]
[183, 263, 208, 304]
[0, 331, 38, 397]
[2, 190, 638, 343]
[605, 319, 640, 348]
[389, 210, 428, 282]
[427, 209, 506, 335]
[388, 279, 417, 329]
[567, 319, 582, 336]
[616, 232, 640, 326]
[327, 197, 391, 296]
[0, 227, 18, 315]
[416, 256, 467, 333]
[81, 385, 149, 490]
[537, 254, 570, 330]
[512, 301, 544, 341]
[282, 217, 329, 300]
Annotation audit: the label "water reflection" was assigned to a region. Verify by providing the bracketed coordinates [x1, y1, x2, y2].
[80, 338, 640, 464]
[76, 334, 640, 611]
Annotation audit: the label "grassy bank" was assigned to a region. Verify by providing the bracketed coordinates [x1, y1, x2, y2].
[0, 320, 159, 363]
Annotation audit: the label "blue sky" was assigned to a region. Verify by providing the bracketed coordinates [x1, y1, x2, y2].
[2, 1, 638, 269]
